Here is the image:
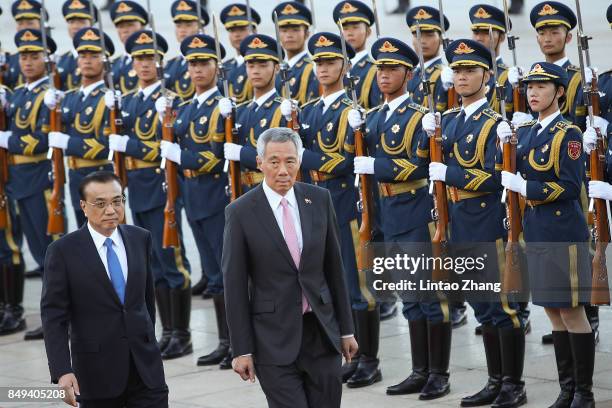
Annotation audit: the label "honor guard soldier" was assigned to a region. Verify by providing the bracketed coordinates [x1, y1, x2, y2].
[45, 27, 114, 228]
[7, 0, 45, 89]
[159, 34, 233, 369]
[501, 62, 595, 408]
[469, 4, 514, 116]
[110, 1, 147, 94]
[405, 6, 450, 113]
[423, 39, 526, 407]
[164, 0, 208, 100]
[349, 37, 451, 400]
[4, 29, 57, 340]
[108, 29, 193, 361]
[295, 32, 382, 388]
[220, 34, 288, 192]
[333, 1, 382, 109]
[57, 0, 98, 91]
[219, 4, 261, 104]
[272, 2, 319, 105]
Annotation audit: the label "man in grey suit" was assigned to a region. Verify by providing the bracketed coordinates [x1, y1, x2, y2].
[223, 127, 359, 408]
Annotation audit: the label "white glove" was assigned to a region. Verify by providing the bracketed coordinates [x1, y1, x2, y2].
[583, 126, 598, 155]
[348, 109, 364, 130]
[429, 162, 447, 182]
[441, 66, 454, 91]
[104, 90, 121, 109]
[48, 131, 70, 150]
[0, 130, 11, 148]
[160, 140, 182, 165]
[589, 180, 612, 201]
[280, 99, 296, 121]
[511, 111, 534, 126]
[155, 96, 168, 120]
[0, 88, 8, 109]
[501, 171, 527, 196]
[219, 97, 234, 118]
[109, 133, 129, 153]
[508, 66, 524, 87]
[224, 142, 242, 161]
[584, 67, 597, 85]
[592, 115, 609, 134]
[353, 156, 375, 174]
[422, 112, 440, 136]
[497, 121, 512, 145]
[43, 89, 64, 109]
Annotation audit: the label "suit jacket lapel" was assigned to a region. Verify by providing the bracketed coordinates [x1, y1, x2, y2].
[294, 183, 312, 273]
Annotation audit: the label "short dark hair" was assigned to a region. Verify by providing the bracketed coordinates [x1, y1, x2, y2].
[78, 171, 123, 200]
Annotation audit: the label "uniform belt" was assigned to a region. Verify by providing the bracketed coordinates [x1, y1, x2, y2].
[125, 157, 159, 171]
[526, 199, 545, 207]
[9, 153, 47, 165]
[310, 170, 339, 182]
[378, 179, 428, 197]
[68, 157, 110, 170]
[184, 169, 208, 178]
[241, 171, 264, 186]
[447, 186, 490, 202]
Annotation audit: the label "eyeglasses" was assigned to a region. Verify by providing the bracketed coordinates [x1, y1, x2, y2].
[85, 196, 126, 210]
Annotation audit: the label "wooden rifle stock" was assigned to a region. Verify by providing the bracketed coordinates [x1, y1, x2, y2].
[110, 106, 128, 188]
[589, 75, 610, 305]
[162, 104, 179, 248]
[447, 86, 459, 109]
[430, 125, 450, 282]
[46, 104, 66, 235]
[0, 106, 9, 230]
[512, 79, 526, 113]
[354, 127, 375, 277]
[225, 113, 242, 201]
[502, 126, 523, 293]
[287, 108, 302, 182]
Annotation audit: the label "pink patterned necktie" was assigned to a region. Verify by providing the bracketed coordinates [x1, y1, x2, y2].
[280, 197, 310, 314]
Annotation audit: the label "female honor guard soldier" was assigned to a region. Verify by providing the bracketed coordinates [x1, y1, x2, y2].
[350, 37, 452, 401]
[272, 1, 319, 105]
[108, 29, 193, 361]
[333, 0, 382, 110]
[110, 1, 148, 94]
[423, 39, 526, 408]
[164, 0, 208, 101]
[57, 0, 98, 91]
[159, 34, 233, 369]
[220, 34, 288, 192]
[500, 62, 595, 408]
[45, 27, 115, 228]
[219, 4, 261, 104]
[3, 29, 57, 340]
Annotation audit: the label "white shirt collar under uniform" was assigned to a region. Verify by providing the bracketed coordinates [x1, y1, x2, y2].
[26, 76, 49, 91]
[536, 110, 561, 135]
[193, 86, 218, 108]
[552, 57, 569, 68]
[137, 81, 161, 101]
[461, 97, 488, 121]
[287, 50, 308, 68]
[80, 79, 105, 99]
[321, 89, 345, 114]
[253, 88, 277, 108]
[381, 92, 411, 121]
[351, 50, 369, 66]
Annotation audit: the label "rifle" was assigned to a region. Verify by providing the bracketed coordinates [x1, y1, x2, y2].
[214, 13, 242, 202]
[42, 0, 65, 235]
[417, 22, 449, 282]
[575, 0, 610, 305]
[245, 0, 254, 34]
[437, 0, 457, 109]
[502, 0, 525, 113]
[371, 0, 381, 38]
[273, 11, 299, 132]
[488, 26, 522, 294]
[338, 21, 375, 300]
[195, 0, 204, 33]
[0, 92, 9, 230]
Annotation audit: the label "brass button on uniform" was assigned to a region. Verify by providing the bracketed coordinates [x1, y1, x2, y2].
[480, 202, 486, 208]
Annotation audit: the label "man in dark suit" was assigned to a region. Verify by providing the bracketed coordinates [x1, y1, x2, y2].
[41, 171, 168, 407]
[223, 127, 359, 408]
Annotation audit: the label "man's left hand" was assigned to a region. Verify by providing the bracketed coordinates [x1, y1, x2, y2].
[341, 336, 359, 364]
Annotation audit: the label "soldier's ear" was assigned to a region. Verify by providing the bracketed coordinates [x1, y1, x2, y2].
[565, 31, 572, 45]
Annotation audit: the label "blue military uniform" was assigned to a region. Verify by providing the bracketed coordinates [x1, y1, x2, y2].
[59, 27, 115, 227]
[272, 2, 319, 105]
[164, 1, 209, 100]
[530, 2, 586, 129]
[469, 5, 514, 116]
[234, 34, 288, 191]
[405, 7, 450, 112]
[333, 1, 382, 109]
[441, 38, 526, 407]
[219, 4, 261, 104]
[110, 1, 148, 94]
[56, 0, 98, 91]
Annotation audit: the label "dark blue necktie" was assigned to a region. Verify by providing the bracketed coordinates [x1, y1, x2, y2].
[528, 123, 542, 150]
[104, 238, 125, 304]
[453, 110, 466, 139]
[376, 104, 390, 135]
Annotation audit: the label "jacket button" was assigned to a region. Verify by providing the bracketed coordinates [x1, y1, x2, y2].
[556, 210, 561, 216]
[449, 153, 454, 158]
[481, 202, 486, 208]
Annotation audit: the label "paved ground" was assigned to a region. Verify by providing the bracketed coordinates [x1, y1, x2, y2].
[0, 0, 611, 407]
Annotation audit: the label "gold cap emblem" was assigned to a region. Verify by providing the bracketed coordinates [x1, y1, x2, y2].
[248, 37, 267, 49]
[17, 1, 34, 10]
[188, 36, 206, 48]
[134, 32, 153, 44]
[414, 9, 433, 20]
[538, 4, 559, 16]
[340, 2, 359, 14]
[473, 7, 492, 19]
[379, 41, 399, 53]
[227, 5, 245, 16]
[314, 36, 334, 47]
[20, 30, 39, 41]
[454, 42, 475, 54]
[280, 4, 300, 15]
[81, 29, 100, 41]
[116, 2, 133, 13]
[176, 1, 192, 11]
[68, 0, 86, 10]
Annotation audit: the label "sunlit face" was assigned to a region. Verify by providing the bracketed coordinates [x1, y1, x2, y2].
[412, 30, 441, 60]
[279, 25, 308, 53]
[246, 59, 278, 89]
[342, 21, 370, 51]
[315, 58, 345, 86]
[376, 65, 411, 95]
[133, 54, 158, 83]
[17, 18, 41, 31]
[78, 51, 104, 79]
[536, 26, 571, 57]
[116, 20, 144, 44]
[19, 52, 46, 82]
[256, 141, 300, 195]
[67, 18, 92, 38]
[228, 25, 251, 50]
[187, 58, 217, 89]
[80, 180, 125, 234]
[527, 81, 563, 113]
[472, 29, 504, 50]
[452, 66, 490, 97]
[175, 20, 199, 43]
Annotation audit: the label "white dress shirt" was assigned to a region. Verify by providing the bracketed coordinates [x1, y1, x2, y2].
[321, 89, 346, 114]
[262, 180, 303, 251]
[137, 81, 161, 101]
[193, 86, 219, 108]
[287, 50, 308, 69]
[552, 57, 569, 68]
[26, 76, 49, 91]
[460, 97, 488, 122]
[253, 88, 277, 109]
[382, 92, 412, 121]
[87, 223, 128, 282]
[80, 79, 105, 99]
[351, 49, 369, 66]
[536, 110, 561, 135]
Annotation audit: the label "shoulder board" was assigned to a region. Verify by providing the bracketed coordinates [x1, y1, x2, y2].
[341, 98, 352, 107]
[482, 108, 503, 121]
[65, 88, 79, 95]
[273, 96, 283, 103]
[214, 95, 222, 100]
[366, 104, 384, 114]
[408, 102, 428, 114]
[567, 64, 580, 72]
[442, 106, 461, 116]
[165, 90, 179, 99]
[301, 97, 320, 108]
[554, 120, 580, 133]
[14, 84, 25, 90]
[178, 100, 191, 107]
[304, 56, 313, 64]
[123, 89, 138, 97]
[517, 119, 537, 128]
[498, 62, 509, 70]
[236, 100, 251, 108]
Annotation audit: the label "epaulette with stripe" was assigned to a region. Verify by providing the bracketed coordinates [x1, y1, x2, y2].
[554, 120, 580, 133]
[273, 96, 283, 103]
[178, 99, 191, 107]
[408, 102, 428, 114]
[236, 100, 251, 108]
[65, 88, 79, 95]
[482, 108, 503, 121]
[442, 106, 461, 116]
[567, 64, 580, 72]
[301, 97, 320, 108]
[366, 104, 384, 115]
[517, 119, 537, 128]
[14, 84, 25, 90]
[341, 97, 352, 107]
